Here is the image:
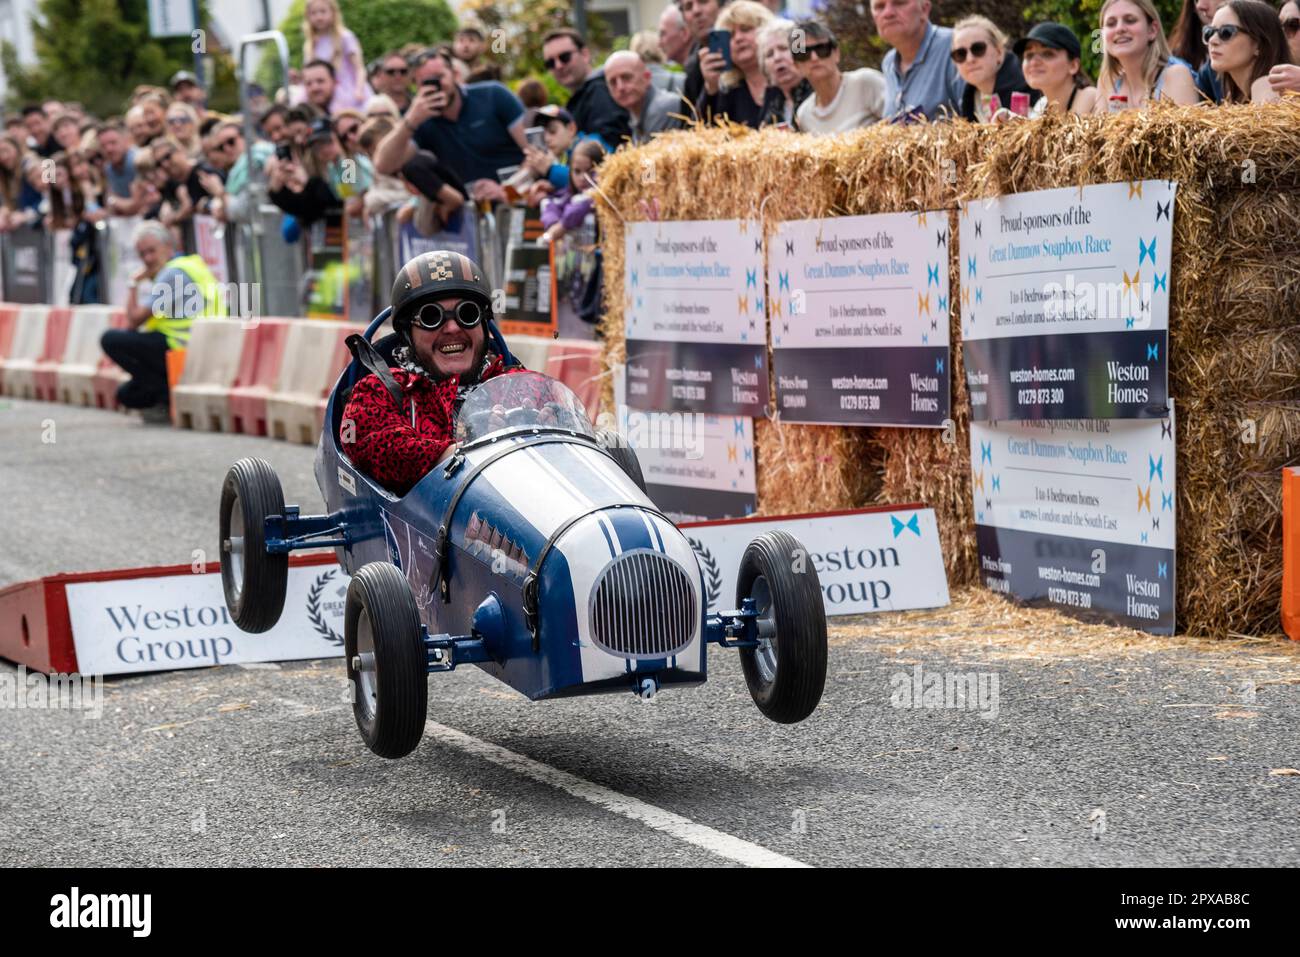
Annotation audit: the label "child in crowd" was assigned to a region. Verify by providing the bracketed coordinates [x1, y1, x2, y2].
[539, 138, 605, 245]
[304, 0, 370, 112]
[522, 105, 587, 207]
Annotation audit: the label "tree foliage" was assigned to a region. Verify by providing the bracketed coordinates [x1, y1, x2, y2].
[276, 0, 459, 70]
[1, 0, 212, 115]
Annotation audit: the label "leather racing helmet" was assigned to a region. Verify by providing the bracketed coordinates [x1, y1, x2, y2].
[390, 249, 493, 343]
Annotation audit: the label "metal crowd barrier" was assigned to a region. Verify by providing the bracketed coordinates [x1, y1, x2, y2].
[2, 197, 514, 322]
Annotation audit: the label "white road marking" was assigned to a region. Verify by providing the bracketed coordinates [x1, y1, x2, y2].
[423, 720, 811, 868]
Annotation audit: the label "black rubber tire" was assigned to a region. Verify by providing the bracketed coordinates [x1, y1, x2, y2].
[344, 562, 427, 759]
[596, 428, 647, 493]
[219, 457, 289, 633]
[736, 530, 828, 723]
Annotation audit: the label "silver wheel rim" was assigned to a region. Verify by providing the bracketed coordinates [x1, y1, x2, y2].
[355, 610, 378, 722]
[751, 575, 777, 686]
[227, 495, 245, 602]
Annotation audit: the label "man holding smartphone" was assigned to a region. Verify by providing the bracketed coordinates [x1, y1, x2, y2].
[372, 46, 527, 205]
[679, 0, 730, 106]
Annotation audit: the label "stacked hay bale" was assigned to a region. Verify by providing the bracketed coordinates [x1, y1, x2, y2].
[594, 101, 1300, 636]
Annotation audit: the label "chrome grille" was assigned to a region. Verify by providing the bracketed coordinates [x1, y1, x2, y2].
[589, 550, 696, 658]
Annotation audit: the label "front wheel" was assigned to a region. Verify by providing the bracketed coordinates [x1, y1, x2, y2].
[219, 457, 289, 633]
[736, 531, 828, 723]
[345, 562, 427, 759]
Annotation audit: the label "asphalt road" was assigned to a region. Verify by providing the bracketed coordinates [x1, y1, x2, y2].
[2, 397, 1299, 867]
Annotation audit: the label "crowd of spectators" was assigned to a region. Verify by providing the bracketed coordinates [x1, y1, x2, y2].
[0, 0, 1296, 310]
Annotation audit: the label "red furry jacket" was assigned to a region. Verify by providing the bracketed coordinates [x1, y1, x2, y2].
[341, 346, 519, 495]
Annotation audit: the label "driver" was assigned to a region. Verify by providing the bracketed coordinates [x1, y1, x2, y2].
[342, 250, 524, 494]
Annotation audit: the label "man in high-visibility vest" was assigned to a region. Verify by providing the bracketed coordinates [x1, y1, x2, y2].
[100, 220, 225, 422]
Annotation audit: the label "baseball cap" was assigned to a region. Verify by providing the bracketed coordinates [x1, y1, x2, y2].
[535, 104, 574, 126]
[306, 117, 334, 143]
[1013, 22, 1082, 61]
[170, 70, 200, 89]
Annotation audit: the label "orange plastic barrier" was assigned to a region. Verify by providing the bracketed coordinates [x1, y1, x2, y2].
[1283, 467, 1300, 640]
[166, 347, 187, 424]
[228, 318, 292, 436]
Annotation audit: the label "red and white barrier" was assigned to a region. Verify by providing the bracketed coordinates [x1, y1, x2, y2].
[545, 339, 604, 419]
[227, 318, 292, 436]
[266, 320, 360, 445]
[54, 306, 119, 406]
[1, 306, 50, 399]
[172, 318, 250, 432]
[31, 307, 72, 402]
[0, 305, 19, 394]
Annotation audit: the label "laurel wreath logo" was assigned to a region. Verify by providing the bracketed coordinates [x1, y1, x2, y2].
[307, 570, 344, 647]
[687, 536, 723, 610]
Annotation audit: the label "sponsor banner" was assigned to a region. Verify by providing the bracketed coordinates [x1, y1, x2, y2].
[681, 507, 950, 617]
[67, 565, 350, 675]
[960, 180, 1174, 421]
[614, 365, 756, 522]
[192, 214, 230, 284]
[624, 219, 769, 416]
[1, 224, 49, 304]
[970, 406, 1176, 633]
[768, 212, 950, 426]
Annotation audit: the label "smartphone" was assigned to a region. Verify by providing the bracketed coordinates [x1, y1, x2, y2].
[421, 76, 442, 90]
[275, 142, 293, 162]
[706, 29, 733, 70]
[1010, 91, 1030, 117]
[525, 126, 546, 150]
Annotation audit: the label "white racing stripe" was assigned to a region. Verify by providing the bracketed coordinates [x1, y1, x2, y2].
[424, 720, 811, 868]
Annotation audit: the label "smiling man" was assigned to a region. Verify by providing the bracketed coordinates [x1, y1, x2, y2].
[342, 250, 524, 495]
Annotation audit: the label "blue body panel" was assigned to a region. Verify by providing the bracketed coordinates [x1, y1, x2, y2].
[312, 349, 708, 701]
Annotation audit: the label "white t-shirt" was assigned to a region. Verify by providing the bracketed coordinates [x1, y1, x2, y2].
[796, 68, 888, 134]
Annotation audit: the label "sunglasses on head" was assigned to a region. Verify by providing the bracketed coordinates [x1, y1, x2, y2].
[1203, 24, 1243, 43]
[1281, 17, 1299, 38]
[792, 41, 835, 62]
[950, 41, 990, 63]
[544, 49, 576, 71]
[410, 300, 485, 331]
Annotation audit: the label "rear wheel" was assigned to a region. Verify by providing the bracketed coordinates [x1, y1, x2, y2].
[219, 457, 289, 633]
[345, 562, 427, 759]
[597, 428, 647, 493]
[736, 531, 827, 723]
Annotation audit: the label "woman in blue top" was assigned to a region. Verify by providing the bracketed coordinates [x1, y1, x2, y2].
[1093, 0, 1201, 109]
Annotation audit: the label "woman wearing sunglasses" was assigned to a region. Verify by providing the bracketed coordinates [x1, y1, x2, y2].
[341, 250, 527, 495]
[165, 102, 203, 158]
[1267, 0, 1300, 94]
[951, 15, 1037, 121]
[1093, 0, 1200, 110]
[1206, 0, 1292, 101]
[789, 20, 886, 134]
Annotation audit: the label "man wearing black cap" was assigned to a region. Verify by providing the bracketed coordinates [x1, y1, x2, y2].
[170, 70, 207, 110]
[1014, 22, 1099, 116]
[341, 250, 524, 494]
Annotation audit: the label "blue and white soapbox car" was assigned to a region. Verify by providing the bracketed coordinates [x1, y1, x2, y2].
[218, 311, 828, 758]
